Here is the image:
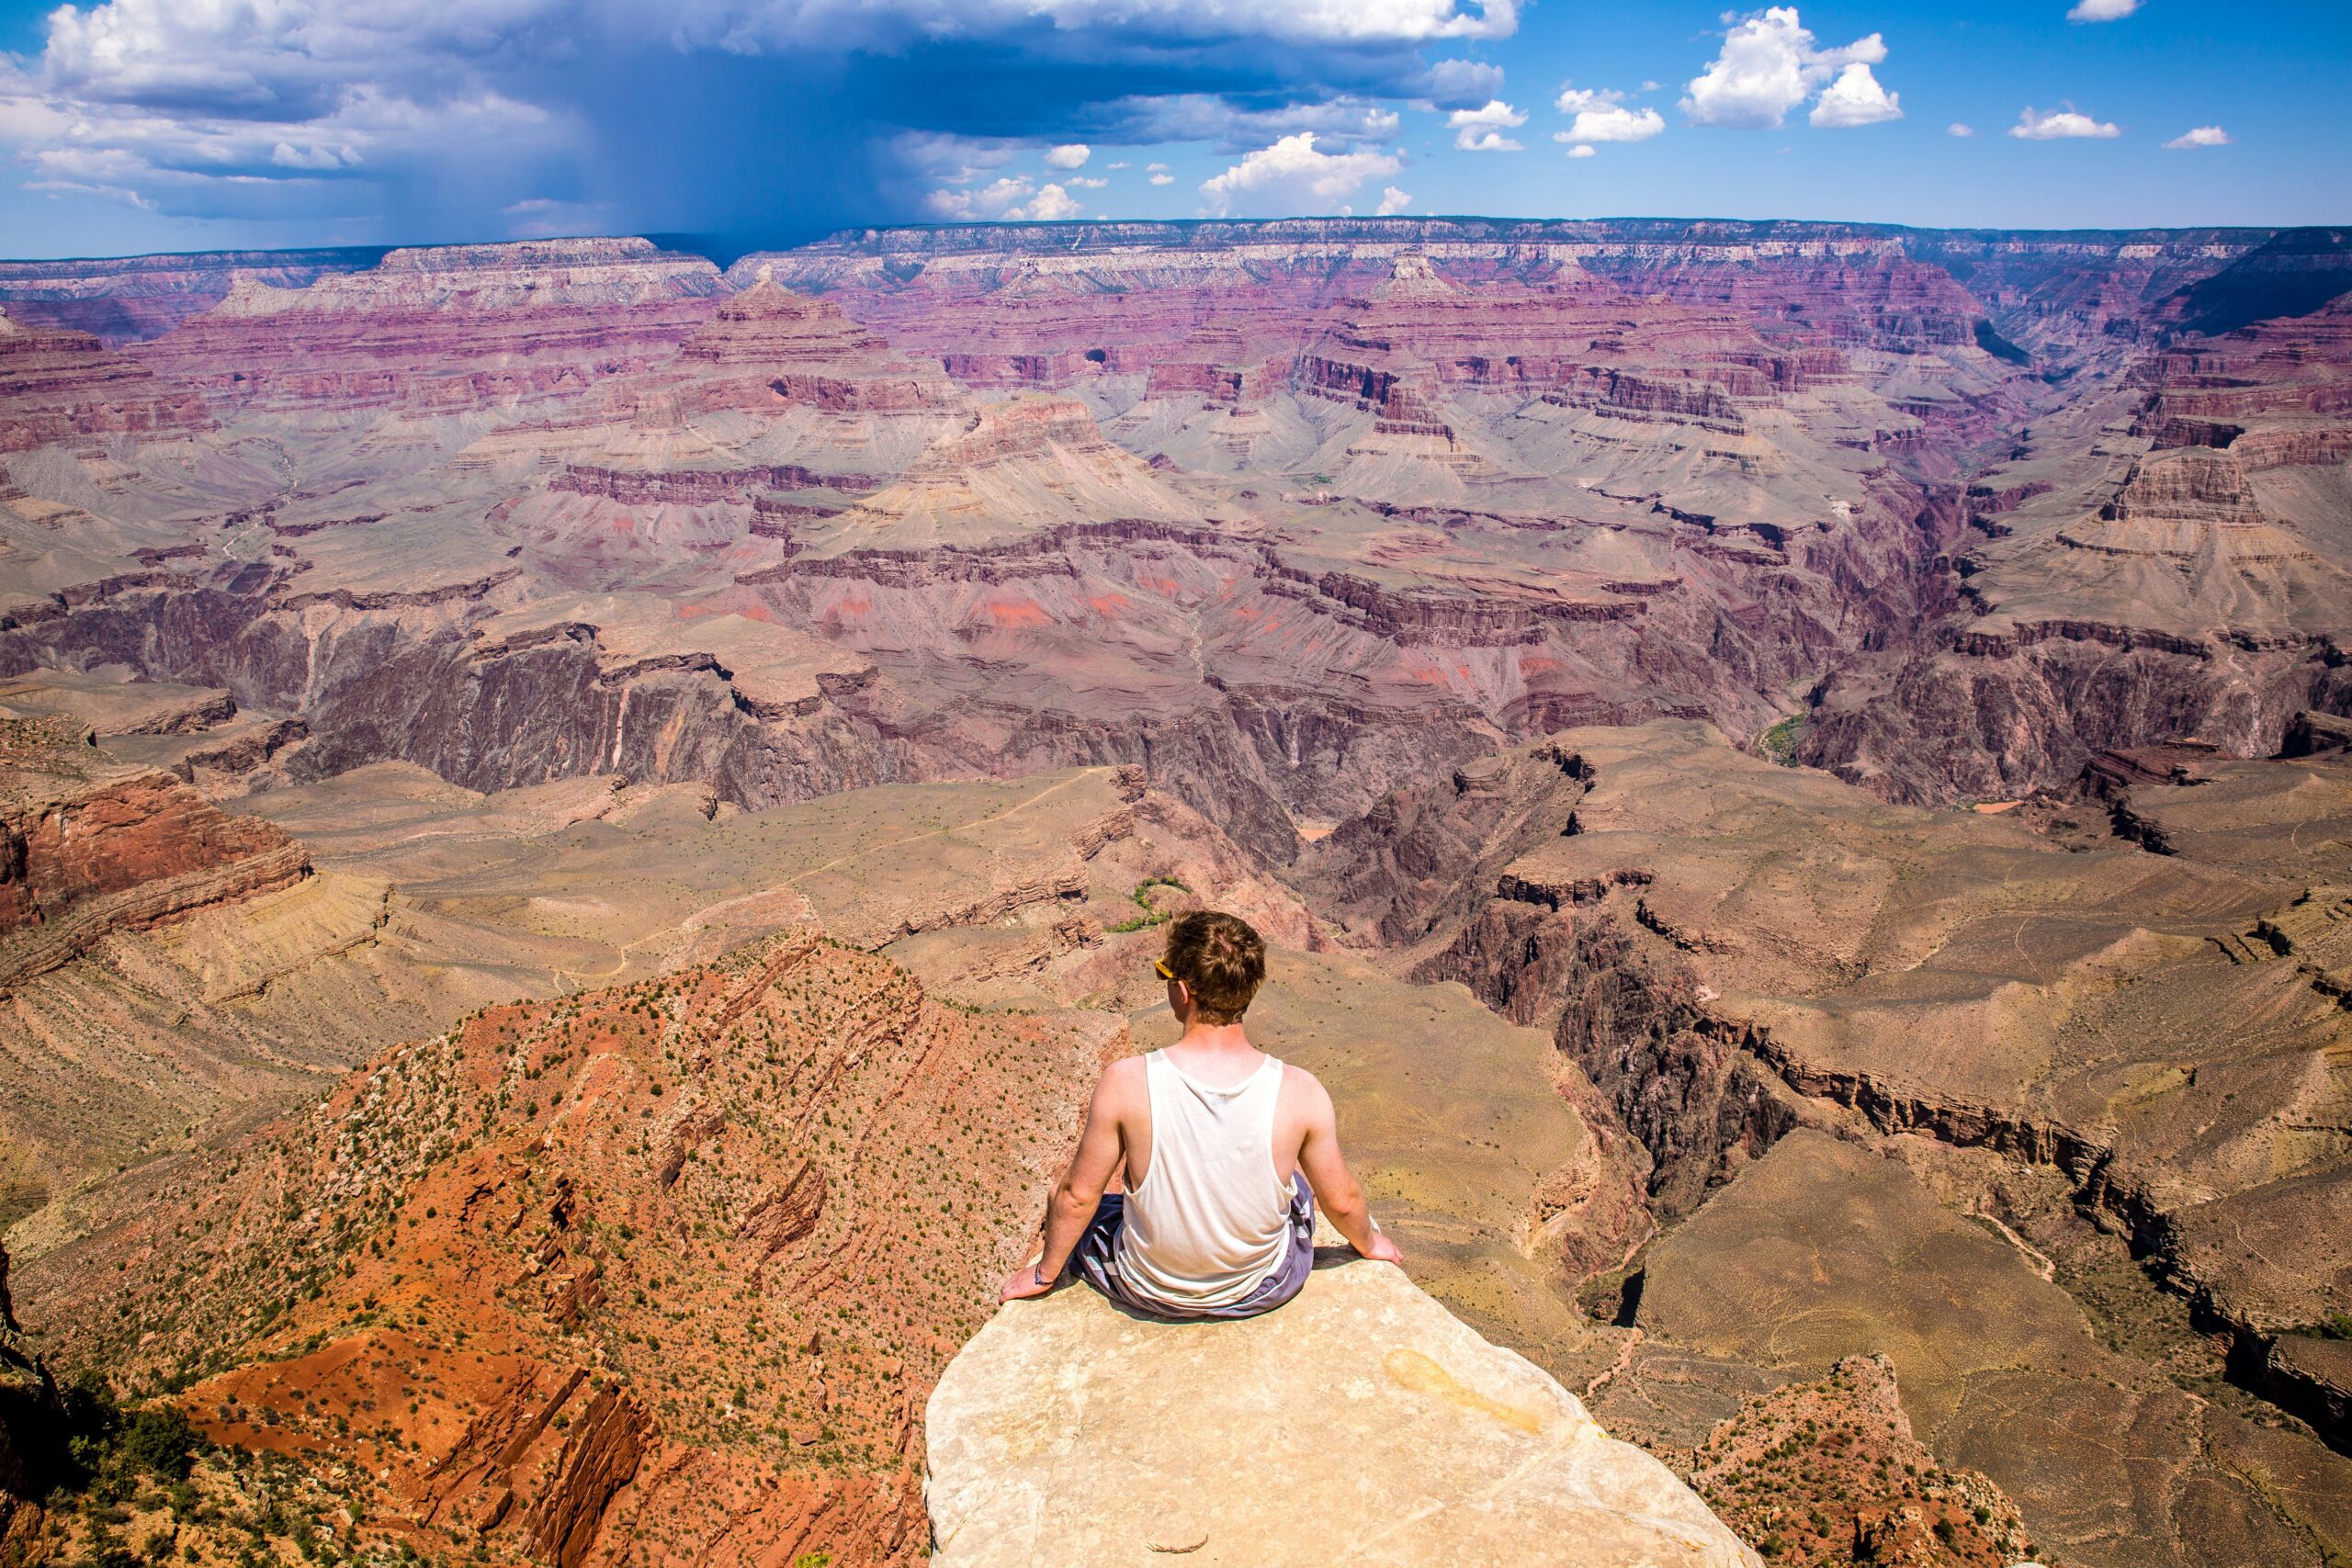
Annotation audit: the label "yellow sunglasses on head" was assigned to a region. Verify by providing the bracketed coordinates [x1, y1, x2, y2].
[1153, 959, 1177, 981]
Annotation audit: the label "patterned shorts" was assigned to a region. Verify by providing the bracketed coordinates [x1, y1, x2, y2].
[1061, 1170, 1316, 1322]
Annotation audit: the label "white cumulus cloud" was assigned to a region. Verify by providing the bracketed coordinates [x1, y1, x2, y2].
[923, 173, 1082, 220]
[1199, 131, 1403, 217]
[1111, 93, 1398, 153]
[1680, 6, 1897, 130]
[1447, 98, 1526, 151]
[2010, 106, 2120, 140]
[2067, 0, 2140, 19]
[1375, 185, 1412, 214]
[1554, 85, 1667, 149]
[0, 0, 568, 221]
[1564, 143, 1596, 159]
[1808, 62, 1900, 127]
[1044, 142, 1091, 168]
[1023, 181, 1082, 219]
[2164, 125, 2231, 149]
[924, 175, 1033, 220]
[1947, 121, 1974, 137]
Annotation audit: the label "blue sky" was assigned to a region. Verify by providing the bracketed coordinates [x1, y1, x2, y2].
[0, 0, 2344, 259]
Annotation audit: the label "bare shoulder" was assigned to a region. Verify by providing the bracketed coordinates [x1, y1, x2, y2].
[1096, 1054, 1149, 1106]
[1278, 1062, 1336, 1119]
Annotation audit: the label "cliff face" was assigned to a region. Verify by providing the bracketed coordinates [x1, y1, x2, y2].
[1797, 290, 2352, 801]
[0, 716, 310, 986]
[928, 1261, 1758, 1567]
[13, 218, 2325, 857]
[128, 238, 723, 413]
[0, 247, 386, 344]
[0, 308, 211, 450]
[672, 275, 958, 416]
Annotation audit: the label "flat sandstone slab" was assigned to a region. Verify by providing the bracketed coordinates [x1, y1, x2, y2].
[926, 1260, 1758, 1567]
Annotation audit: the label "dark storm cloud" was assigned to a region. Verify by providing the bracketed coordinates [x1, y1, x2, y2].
[0, 0, 1513, 244]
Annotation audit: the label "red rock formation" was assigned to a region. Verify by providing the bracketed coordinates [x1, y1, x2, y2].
[1689, 1356, 2035, 1567]
[0, 716, 310, 988]
[2138, 295, 2352, 442]
[130, 239, 721, 413]
[672, 276, 955, 414]
[0, 309, 211, 451]
[17, 920, 1115, 1567]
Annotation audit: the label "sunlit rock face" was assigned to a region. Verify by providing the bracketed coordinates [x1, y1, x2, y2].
[927, 1261, 1759, 1568]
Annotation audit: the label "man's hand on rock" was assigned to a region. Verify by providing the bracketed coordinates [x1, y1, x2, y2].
[1356, 1228, 1404, 1266]
[1001, 1261, 1057, 1302]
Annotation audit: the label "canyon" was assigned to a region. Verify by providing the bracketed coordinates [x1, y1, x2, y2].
[0, 216, 2346, 1566]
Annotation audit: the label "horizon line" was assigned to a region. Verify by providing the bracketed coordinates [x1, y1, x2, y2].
[2, 215, 2344, 270]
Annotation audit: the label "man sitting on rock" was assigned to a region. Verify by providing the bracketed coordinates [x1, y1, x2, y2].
[1001, 909, 1403, 1320]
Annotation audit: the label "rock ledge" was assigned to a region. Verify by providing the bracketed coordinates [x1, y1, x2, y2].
[926, 1259, 1758, 1566]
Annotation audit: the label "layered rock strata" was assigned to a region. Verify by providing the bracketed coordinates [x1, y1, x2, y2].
[1305, 722, 2352, 1564]
[0, 308, 211, 451]
[0, 716, 309, 987]
[0, 247, 385, 344]
[130, 238, 722, 413]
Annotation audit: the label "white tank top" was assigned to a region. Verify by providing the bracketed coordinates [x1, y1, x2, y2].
[1114, 1050, 1293, 1310]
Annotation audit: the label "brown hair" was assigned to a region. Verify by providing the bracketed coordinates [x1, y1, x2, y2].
[1161, 909, 1266, 1025]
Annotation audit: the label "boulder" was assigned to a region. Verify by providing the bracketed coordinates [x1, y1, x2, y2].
[2281, 709, 2352, 759]
[926, 1259, 1758, 1566]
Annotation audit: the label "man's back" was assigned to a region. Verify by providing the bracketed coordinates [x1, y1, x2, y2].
[1002, 910, 1400, 1322]
[1113, 1045, 1295, 1310]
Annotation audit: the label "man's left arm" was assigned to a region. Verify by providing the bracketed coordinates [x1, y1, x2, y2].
[1001, 1062, 1131, 1301]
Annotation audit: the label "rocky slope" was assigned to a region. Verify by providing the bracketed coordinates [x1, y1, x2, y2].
[14, 909, 1117, 1567]
[1684, 1354, 2032, 1567]
[1798, 285, 2352, 801]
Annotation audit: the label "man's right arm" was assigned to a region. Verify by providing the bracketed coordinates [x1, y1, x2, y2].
[1292, 1069, 1403, 1265]
[1001, 1057, 1135, 1301]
